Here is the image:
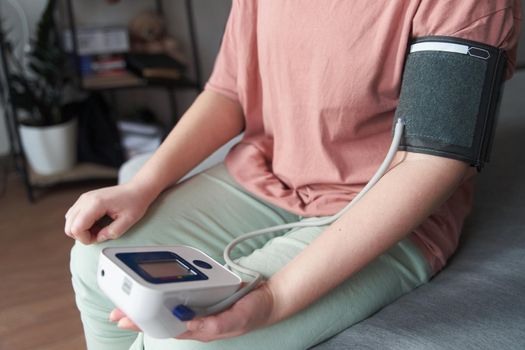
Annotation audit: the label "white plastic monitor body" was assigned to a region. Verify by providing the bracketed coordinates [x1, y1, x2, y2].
[98, 245, 242, 338]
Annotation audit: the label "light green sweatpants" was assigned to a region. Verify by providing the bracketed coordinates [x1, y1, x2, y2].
[70, 163, 431, 350]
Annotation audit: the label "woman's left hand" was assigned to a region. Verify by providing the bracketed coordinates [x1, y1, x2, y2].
[110, 283, 276, 342]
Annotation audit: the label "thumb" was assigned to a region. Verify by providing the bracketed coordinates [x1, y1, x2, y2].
[96, 215, 135, 242]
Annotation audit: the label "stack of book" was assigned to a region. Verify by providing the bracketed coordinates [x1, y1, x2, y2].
[79, 52, 188, 89]
[125, 53, 186, 81]
[64, 26, 144, 89]
[80, 54, 144, 89]
[64, 26, 188, 89]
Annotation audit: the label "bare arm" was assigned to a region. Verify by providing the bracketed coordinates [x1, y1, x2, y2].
[169, 152, 469, 341]
[130, 90, 244, 203]
[266, 152, 469, 323]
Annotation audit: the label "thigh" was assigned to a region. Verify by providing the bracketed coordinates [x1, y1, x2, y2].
[70, 164, 299, 349]
[117, 164, 299, 261]
[140, 222, 431, 350]
[73, 163, 299, 278]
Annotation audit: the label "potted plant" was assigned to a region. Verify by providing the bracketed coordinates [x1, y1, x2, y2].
[4, 0, 77, 175]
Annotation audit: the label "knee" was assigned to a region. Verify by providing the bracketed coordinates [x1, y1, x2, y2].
[70, 241, 104, 298]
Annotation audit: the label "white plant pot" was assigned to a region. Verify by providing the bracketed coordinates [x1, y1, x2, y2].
[19, 118, 78, 176]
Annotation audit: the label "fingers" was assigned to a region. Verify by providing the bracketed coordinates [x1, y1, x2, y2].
[96, 215, 135, 243]
[109, 309, 141, 332]
[109, 306, 247, 341]
[117, 317, 141, 332]
[178, 310, 244, 342]
[65, 206, 91, 243]
[109, 308, 126, 322]
[176, 283, 275, 342]
[64, 193, 107, 244]
[64, 185, 146, 245]
[64, 207, 78, 239]
[72, 208, 105, 244]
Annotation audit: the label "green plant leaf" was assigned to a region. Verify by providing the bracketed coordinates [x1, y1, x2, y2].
[2, 0, 72, 126]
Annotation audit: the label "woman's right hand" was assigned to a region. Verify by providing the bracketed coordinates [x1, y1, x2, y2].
[63, 90, 245, 245]
[64, 183, 153, 245]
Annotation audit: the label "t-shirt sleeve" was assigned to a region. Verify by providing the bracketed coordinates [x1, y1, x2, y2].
[412, 0, 522, 79]
[204, 0, 239, 101]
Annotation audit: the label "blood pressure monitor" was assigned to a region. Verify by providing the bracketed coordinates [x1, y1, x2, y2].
[97, 246, 242, 338]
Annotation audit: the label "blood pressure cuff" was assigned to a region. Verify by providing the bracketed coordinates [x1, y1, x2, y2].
[394, 36, 508, 170]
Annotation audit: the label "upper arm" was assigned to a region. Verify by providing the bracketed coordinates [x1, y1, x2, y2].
[394, 2, 521, 171]
[204, 0, 241, 101]
[412, 0, 521, 78]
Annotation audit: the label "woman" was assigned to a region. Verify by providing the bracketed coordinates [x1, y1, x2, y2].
[65, 1, 521, 349]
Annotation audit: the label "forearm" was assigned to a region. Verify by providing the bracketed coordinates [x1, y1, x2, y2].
[129, 90, 244, 202]
[267, 152, 469, 324]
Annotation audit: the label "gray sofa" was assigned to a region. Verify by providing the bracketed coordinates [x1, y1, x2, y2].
[313, 71, 525, 350]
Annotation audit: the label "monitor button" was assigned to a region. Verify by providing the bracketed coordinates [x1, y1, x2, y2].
[172, 304, 195, 321]
[193, 260, 212, 269]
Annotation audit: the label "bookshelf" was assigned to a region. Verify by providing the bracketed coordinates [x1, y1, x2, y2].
[62, 0, 203, 126]
[0, 0, 203, 202]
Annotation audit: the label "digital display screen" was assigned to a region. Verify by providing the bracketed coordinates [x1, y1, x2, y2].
[116, 251, 208, 284]
[139, 260, 195, 279]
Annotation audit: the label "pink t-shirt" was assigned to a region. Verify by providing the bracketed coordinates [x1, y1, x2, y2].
[205, 0, 522, 273]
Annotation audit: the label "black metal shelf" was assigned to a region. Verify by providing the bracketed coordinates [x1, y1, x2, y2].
[63, 0, 203, 124]
[1, 0, 204, 202]
[81, 75, 200, 92]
